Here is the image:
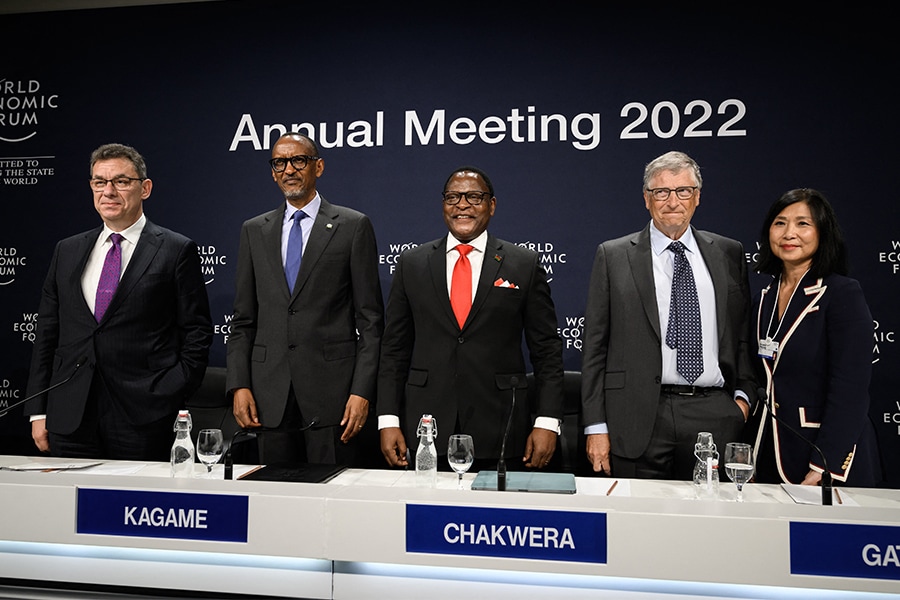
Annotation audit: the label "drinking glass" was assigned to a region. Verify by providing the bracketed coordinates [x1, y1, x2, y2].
[724, 442, 754, 502]
[447, 434, 475, 489]
[197, 429, 225, 477]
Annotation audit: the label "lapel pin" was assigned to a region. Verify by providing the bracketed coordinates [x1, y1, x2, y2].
[494, 254, 502, 262]
[326, 223, 333, 229]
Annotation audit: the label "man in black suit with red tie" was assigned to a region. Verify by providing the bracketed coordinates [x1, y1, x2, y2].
[25, 143, 212, 460]
[378, 166, 564, 469]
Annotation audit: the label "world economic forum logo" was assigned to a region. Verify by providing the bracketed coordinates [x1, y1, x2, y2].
[1, 78, 59, 143]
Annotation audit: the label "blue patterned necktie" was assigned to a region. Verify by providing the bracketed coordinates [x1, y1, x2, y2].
[94, 233, 124, 322]
[665, 241, 703, 383]
[284, 211, 307, 294]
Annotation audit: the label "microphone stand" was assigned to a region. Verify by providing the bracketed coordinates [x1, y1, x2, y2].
[223, 417, 320, 480]
[497, 376, 519, 491]
[759, 388, 832, 505]
[0, 357, 87, 419]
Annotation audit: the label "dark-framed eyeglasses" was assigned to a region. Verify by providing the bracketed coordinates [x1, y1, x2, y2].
[442, 191, 492, 205]
[269, 155, 320, 173]
[646, 186, 699, 201]
[89, 177, 145, 191]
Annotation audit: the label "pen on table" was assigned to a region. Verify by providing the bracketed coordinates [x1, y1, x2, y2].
[834, 488, 843, 505]
[606, 480, 618, 496]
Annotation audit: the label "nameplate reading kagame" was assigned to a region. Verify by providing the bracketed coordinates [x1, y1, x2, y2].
[406, 504, 606, 563]
[76, 488, 249, 542]
[790, 522, 900, 581]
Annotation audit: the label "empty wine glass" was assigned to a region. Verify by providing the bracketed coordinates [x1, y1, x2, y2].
[447, 434, 475, 489]
[196, 429, 225, 477]
[724, 442, 754, 502]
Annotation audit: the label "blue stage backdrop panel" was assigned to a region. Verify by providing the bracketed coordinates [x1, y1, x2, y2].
[1, 4, 897, 485]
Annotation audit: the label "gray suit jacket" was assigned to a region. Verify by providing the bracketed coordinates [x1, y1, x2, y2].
[226, 196, 383, 429]
[581, 224, 756, 459]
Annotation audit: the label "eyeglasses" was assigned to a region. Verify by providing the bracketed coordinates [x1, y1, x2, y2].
[646, 186, 699, 201]
[442, 191, 492, 205]
[269, 155, 320, 173]
[89, 177, 145, 191]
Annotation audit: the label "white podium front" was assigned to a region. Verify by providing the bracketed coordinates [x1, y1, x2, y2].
[1, 456, 898, 599]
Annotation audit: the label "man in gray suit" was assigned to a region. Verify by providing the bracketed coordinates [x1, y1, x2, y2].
[581, 151, 756, 479]
[226, 133, 383, 466]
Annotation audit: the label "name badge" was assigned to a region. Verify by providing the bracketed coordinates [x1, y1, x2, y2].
[758, 337, 779, 359]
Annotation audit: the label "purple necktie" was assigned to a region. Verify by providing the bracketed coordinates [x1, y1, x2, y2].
[95, 233, 123, 322]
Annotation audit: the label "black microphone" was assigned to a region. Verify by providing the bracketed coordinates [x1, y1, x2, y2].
[0, 357, 88, 419]
[758, 387, 833, 506]
[497, 376, 519, 491]
[223, 417, 319, 480]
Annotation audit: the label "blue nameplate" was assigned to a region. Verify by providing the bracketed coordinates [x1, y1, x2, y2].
[406, 504, 606, 563]
[791, 522, 900, 580]
[77, 488, 249, 542]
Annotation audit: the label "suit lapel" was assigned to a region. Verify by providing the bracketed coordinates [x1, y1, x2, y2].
[101, 219, 162, 321]
[693, 228, 728, 343]
[628, 225, 661, 341]
[770, 274, 827, 372]
[466, 235, 503, 329]
[292, 196, 339, 300]
[259, 204, 289, 298]
[427, 237, 458, 328]
[73, 228, 103, 319]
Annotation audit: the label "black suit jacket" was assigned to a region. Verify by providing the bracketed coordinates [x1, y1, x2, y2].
[226, 197, 384, 429]
[26, 219, 213, 434]
[378, 234, 564, 460]
[581, 224, 756, 459]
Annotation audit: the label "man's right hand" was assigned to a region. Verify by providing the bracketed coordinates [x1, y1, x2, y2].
[380, 427, 409, 467]
[232, 387, 261, 429]
[31, 418, 50, 453]
[586, 433, 611, 474]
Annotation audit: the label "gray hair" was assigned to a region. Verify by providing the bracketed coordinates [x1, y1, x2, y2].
[643, 151, 702, 190]
[90, 143, 148, 179]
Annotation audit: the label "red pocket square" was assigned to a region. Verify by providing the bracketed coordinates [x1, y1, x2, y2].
[493, 278, 518, 289]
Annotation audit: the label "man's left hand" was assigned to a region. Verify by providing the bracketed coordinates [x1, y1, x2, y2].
[340, 394, 369, 443]
[523, 428, 557, 468]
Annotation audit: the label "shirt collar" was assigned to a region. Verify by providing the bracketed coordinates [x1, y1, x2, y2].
[284, 193, 321, 223]
[447, 230, 488, 254]
[649, 220, 698, 256]
[103, 213, 146, 245]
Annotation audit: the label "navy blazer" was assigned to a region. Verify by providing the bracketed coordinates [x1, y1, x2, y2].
[377, 234, 564, 460]
[26, 219, 212, 433]
[751, 272, 880, 485]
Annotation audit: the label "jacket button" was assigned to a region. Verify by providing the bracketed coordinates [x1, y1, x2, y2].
[457, 336, 464, 344]
[288, 344, 296, 350]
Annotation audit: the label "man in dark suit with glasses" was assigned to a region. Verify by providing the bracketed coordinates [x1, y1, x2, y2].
[227, 133, 383, 466]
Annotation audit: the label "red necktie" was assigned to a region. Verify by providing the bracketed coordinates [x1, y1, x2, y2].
[450, 244, 474, 329]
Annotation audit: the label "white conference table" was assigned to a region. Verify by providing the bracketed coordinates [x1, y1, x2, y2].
[1, 455, 898, 599]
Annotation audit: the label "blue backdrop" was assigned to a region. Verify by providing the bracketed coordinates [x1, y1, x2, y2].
[2, 3, 897, 485]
